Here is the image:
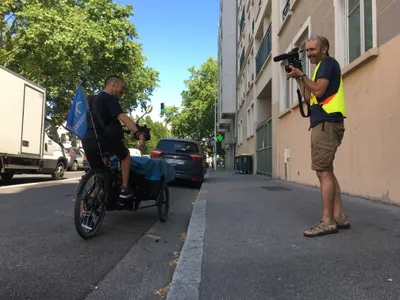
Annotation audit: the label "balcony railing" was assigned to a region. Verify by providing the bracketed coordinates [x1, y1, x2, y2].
[255, 24, 272, 77]
[282, 0, 290, 21]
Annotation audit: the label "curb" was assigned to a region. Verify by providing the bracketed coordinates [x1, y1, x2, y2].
[166, 171, 210, 300]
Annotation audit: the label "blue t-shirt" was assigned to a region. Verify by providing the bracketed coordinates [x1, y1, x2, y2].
[310, 56, 344, 127]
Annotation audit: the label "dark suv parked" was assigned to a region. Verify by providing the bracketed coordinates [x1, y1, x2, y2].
[151, 138, 206, 187]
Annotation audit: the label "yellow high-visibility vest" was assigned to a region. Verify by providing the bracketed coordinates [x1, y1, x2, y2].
[309, 60, 346, 117]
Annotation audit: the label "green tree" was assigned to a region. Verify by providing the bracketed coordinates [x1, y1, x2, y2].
[167, 56, 218, 155]
[125, 115, 170, 155]
[0, 0, 159, 124]
[162, 105, 180, 125]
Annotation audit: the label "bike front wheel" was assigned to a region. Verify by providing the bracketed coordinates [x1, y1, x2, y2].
[74, 170, 107, 239]
[157, 182, 169, 223]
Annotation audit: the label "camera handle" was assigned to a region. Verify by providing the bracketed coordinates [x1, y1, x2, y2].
[294, 81, 311, 118]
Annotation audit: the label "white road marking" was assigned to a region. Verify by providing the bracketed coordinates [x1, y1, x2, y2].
[0, 177, 81, 190]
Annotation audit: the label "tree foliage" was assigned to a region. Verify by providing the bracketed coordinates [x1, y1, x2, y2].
[168, 56, 218, 144]
[0, 0, 159, 125]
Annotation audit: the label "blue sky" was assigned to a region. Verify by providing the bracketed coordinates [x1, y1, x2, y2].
[117, 0, 220, 122]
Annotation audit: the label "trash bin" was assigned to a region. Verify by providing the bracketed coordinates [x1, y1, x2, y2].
[234, 156, 240, 173]
[239, 154, 253, 174]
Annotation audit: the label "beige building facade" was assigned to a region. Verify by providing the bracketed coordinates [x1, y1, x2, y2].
[219, 0, 400, 204]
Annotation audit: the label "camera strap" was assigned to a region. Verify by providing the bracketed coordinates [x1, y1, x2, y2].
[296, 88, 311, 118]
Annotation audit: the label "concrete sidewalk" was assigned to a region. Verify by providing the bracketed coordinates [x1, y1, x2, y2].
[167, 169, 400, 300]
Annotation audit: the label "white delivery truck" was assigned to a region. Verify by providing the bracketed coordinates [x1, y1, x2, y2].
[0, 65, 67, 181]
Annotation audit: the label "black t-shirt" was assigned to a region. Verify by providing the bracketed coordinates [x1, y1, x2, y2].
[310, 56, 344, 127]
[84, 90, 124, 139]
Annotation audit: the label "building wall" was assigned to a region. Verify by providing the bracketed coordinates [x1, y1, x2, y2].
[236, 0, 256, 158]
[235, 0, 273, 172]
[218, 0, 237, 172]
[377, 0, 400, 45]
[219, 0, 237, 117]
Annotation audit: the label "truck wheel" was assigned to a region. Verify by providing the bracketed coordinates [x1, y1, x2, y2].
[52, 161, 65, 180]
[72, 161, 79, 171]
[1, 172, 14, 181]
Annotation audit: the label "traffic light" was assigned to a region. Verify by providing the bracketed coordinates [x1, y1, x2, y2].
[160, 102, 165, 114]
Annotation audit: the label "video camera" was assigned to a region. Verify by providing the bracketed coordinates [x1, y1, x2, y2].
[273, 48, 311, 118]
[273, 47, 304, 73]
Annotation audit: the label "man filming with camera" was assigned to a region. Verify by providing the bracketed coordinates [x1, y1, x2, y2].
[286, 36, 350, 237]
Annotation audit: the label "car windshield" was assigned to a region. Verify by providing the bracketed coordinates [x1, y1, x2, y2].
[157, 140, 199, 153]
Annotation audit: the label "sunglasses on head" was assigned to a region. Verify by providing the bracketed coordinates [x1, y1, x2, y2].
[308, 36, 320, 41]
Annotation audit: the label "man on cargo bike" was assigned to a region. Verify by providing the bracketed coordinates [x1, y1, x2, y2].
[81, 75, 146, 207]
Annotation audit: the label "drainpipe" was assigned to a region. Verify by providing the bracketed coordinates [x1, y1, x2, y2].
[234, 0, 238, 171]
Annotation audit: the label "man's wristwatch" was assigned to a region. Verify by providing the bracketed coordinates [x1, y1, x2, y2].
[299, 74, 306, 81]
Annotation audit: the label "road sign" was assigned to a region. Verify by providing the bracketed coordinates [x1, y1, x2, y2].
[210, 137, 216, 144]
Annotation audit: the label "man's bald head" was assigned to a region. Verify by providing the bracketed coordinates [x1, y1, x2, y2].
[306, 36, 330, 65]
[104, 75, 124, 87]
[103, 75, 125, 100]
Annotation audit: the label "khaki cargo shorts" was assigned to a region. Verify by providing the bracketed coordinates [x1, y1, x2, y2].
[311, 121, 345, 171]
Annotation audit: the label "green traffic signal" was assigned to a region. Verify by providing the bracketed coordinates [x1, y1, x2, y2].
[160, 102, 165, 114]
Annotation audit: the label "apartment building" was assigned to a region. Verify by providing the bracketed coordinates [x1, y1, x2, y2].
[232, 0, 274, 176]
[219, 0, 400, 203]
[217, 0, 237, 170]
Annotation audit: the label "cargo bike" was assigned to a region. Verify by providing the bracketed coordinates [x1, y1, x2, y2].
[73, 105, 175, 239]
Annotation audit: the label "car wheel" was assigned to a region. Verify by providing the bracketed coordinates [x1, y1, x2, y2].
[1, 172, 14, 181]
[72, 161, 79, 171]
[52, 161, 65, 180]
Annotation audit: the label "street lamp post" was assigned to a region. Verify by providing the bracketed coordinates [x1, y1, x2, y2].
[214, 97, 217, 171]
[196, 109, 200, 142]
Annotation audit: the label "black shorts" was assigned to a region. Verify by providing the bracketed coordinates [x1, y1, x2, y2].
[82, 137, 129, 170]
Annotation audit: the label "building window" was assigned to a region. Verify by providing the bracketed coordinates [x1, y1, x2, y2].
[240, 47, 245, 71]
[292, 16, 310, 76]
[237, 119, 244, 145]
[247, 109, 251, 136]
[239, 6, 245, 34]
[336, 0, 376, 66]
[280, 63, 291, 112]
[281, 0, 291, 22]
[299, 40, 308, 76]
[246, 103, 255, 137]
[347, 0, 373, 63]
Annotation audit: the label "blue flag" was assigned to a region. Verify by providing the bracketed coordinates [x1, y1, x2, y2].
[66, 84, 88, 139]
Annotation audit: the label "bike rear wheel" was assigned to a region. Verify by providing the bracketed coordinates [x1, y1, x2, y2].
[74, 170, 107, 239]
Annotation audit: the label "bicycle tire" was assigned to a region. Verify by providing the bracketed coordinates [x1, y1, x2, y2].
[74, 170, 107, 239]
[157, 183, 169, 223]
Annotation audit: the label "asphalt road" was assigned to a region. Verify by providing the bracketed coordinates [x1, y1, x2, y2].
[0, 175, 198, 300]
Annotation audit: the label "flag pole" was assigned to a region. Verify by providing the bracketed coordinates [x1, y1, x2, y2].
[80, 80, 104, 161]
[86, 96, 104, 160]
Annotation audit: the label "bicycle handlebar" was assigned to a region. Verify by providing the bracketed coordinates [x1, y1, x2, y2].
[122, 124, 151, 141]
